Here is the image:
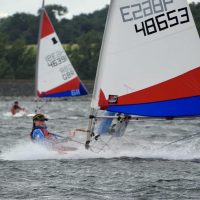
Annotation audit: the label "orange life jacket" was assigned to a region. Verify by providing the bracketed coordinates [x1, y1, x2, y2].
[11, 105, 21, 115]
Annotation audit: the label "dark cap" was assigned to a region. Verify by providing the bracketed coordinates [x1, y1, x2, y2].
[33, 114, 48, 121]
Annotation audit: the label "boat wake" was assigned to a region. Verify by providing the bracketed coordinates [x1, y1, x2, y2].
[1, 136, 200, 161]
[2, 111, 49, 119]
[3, 110, 27, 118]
[0, 141, 59, 161]
[86, 135, 200, 161]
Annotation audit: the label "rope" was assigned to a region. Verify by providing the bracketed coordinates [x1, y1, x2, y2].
[51, 131, 103, 150]
[70, 138, 87, 146]
[51, 132, 88, 146]
[90, 135, 114, 153]
[35, 99, 49, 114]
[160, 132, 200, 148]
[69, 137, 111, 152]
[87, 113, 129, 153]
[54, 130, 116, 153]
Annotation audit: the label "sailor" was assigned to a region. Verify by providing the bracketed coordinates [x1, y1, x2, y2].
[94, 111, 130, 140]
[108, 113, 130, 137]
[85, 111, 130, 149]
[10, 101, 24, 115]
[94, 111, 115, 140]
[31, 114, 56, 142]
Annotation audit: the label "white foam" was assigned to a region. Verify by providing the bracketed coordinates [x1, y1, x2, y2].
[1, 135, 200, 161]
[3, 110, 27, 118]
[0, 141, 60, 161]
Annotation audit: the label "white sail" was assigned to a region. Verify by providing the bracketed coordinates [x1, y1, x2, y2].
[91, 0, 200, 117]
[36, 6, 87, 98]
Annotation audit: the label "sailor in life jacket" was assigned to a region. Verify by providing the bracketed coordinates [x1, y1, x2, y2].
[10, 101, 24, 115]
[30, 114, 56, 143]
[94, 111, 130, 140]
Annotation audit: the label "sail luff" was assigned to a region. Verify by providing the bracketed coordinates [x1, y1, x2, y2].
[86, 1, 112, 144]
[90, 0, 113, 109]
[35, 4, 45, 98]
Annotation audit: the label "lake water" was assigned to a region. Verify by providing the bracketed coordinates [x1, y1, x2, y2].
[0, 97, 200, 199]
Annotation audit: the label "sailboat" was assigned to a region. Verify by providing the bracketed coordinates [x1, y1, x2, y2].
[85, 0, 200, 148]
[36, 0, 87, 100]
[29, 1, 88, 154]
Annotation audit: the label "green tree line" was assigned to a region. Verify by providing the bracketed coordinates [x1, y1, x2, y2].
[0, 3, 199, 80]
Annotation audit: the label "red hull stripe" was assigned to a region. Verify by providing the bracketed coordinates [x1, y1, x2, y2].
[41, 11, 55, 39]
[37, 77, 81, 97]
[99, 66, 200, 108]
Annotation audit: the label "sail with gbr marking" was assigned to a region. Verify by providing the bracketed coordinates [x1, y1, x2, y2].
[91, 0, 200, 117]
[36, 6, 87, 98]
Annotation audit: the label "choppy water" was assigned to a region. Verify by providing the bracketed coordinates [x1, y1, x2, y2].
[1, 97, 200, 199]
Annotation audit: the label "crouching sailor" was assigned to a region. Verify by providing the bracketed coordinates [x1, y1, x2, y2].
[94, 111, 130, 140]
[85, 111, 130, 149]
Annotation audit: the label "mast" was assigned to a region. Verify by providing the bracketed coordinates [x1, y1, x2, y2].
[90, 0, 113, 110]
[85, 0, 113, 148]
[42, 0, 45, 8]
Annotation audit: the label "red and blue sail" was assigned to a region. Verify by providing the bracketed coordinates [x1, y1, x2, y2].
[98, 67, 200, 117]
[91, 0, 200, 117]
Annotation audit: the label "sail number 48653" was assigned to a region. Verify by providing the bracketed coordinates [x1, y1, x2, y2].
[120, 0, 190, 36]
[135, 7, 189, 36]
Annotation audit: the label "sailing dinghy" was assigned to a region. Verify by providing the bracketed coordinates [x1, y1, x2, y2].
[28, 0, 88, 115]
[86, 0, 200, 148]
[30, 1, 88, 154]
[36, 1, 87, 99]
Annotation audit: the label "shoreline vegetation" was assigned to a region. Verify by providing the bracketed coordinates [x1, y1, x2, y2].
[0, 5, 109, 81]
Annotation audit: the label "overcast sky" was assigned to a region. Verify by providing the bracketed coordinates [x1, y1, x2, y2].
[0, 0, 110, 18]
[0, 0, 199, 18]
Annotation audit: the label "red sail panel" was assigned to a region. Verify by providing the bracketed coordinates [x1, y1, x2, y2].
[37, 77, 81, 97]
[99, 66, 200, 109]
[40, 11, 54, 39]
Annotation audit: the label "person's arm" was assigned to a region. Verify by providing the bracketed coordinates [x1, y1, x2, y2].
[47, 132, 71, 144]
[49, 132, 69, 140]
[32, 129, 45, 141]
[17, 105, 23, 110]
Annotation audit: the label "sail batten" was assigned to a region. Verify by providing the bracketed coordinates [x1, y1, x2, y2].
[91, 0, 200, 117]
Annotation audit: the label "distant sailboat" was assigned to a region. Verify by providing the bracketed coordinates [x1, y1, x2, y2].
[28, 1, 86, 153]
[86, 0, 200, 148]
[36, 0, 87, 99]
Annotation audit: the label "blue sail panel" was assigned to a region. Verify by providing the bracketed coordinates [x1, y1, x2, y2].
[107, 96, 200, 117]
[40, 86, 88, 98]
